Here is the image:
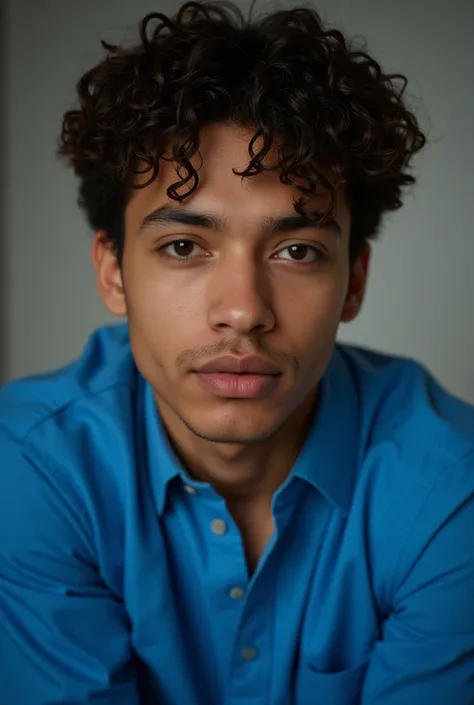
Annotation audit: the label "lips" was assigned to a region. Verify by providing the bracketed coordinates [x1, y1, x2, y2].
[193, 355, 282, 399]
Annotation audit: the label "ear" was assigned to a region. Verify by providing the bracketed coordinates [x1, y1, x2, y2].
[91, 231, 127, 317]
[340, 245, 371, 323]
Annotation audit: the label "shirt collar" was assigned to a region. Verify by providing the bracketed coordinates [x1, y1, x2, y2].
[144, 344, 360, 517]
[143, 380, 181, 516]
[291, 345, 360, 514]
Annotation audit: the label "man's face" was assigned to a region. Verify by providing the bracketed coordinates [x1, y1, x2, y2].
[95, 123, 368, 444]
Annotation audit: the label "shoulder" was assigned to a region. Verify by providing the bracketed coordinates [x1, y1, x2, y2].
[0, 323, 137, 440]
[0, 323, 140, 507]
[338, 344, 474, 603]
[338, 342, 474, 461]
[0, 324, 144, 594]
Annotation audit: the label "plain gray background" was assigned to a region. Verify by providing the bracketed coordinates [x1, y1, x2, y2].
[3, 0, 474, 401]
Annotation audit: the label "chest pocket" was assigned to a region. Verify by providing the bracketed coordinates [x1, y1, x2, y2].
[295, 659, 369, 705]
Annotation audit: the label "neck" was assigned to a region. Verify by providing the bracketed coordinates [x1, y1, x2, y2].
[156, 389, 319, 504]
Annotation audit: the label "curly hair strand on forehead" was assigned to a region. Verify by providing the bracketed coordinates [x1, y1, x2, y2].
[57, 0, 426, 264]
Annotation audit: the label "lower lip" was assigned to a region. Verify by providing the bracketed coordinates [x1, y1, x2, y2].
[194, 372, 280, 399]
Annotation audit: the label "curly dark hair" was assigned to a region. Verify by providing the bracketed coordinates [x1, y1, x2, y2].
[58, 0, 426, 265]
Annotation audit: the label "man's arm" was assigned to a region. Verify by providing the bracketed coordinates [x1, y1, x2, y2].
[0, 430, 140, 705]
[362, 452, 474, 704]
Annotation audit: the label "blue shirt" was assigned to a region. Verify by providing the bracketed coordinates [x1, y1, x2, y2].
[1, 324, 474, 705]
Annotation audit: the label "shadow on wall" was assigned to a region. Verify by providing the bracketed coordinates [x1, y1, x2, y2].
[0, 1, 8, 384]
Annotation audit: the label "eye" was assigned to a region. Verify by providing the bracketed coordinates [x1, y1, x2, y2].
[158, 239, 203, 261]
[275, 244, 326, 263]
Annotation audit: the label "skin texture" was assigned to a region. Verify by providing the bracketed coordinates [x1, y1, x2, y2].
[93, 123, 369, 568]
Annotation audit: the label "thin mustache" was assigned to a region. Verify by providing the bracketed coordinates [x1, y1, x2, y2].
[177, 343, 298, 370]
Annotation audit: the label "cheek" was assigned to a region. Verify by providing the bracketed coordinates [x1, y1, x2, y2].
[272, 274, 348, 378]
[125, 263, 207, 352]
[276, 273, 348, 332]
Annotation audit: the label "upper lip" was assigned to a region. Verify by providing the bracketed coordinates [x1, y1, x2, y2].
[195, 355, 281, 375]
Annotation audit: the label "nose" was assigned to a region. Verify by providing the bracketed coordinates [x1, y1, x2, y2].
[207, 258, 275, 336]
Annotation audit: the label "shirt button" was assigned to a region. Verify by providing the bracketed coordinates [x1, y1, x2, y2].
[228, 587, 245, 600]
[210, 519, 228, 536]
[183, 484, 197, 495]
[241, 647, 258, 661]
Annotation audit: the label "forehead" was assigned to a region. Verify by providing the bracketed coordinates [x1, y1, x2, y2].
[126, 123, 350, 230]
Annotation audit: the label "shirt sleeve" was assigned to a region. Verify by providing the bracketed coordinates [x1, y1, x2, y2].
[362, 451, 474, 704]
[0, 429, 140, 705]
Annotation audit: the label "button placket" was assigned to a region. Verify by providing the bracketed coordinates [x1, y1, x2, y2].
[199, 501, 250, 685]
[202, 500, 247, 600]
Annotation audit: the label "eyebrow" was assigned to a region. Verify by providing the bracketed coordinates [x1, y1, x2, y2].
[139, 204, 341, 237]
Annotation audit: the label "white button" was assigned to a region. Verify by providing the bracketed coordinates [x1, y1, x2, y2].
[241, 647, 258, 661]
[229, 587, 245, 600]
[210, 519, 228, 536]
[183, 485, 197, 495]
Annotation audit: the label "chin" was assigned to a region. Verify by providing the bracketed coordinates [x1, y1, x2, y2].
[182, 408, 281, 445]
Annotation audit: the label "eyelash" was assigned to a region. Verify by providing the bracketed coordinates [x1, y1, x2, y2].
[157, 239, 327, 265]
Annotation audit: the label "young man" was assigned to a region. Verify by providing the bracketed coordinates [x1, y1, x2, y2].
[1, 2, 473, 703]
